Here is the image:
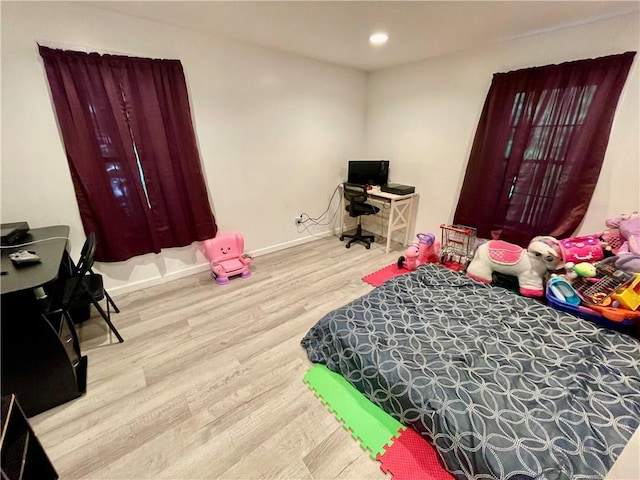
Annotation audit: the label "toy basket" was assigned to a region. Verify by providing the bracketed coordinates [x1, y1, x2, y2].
[546, 287, 637, 334]
[439, 224, 477, 270]
[572, 260, 635, 305]
[565, 259, 640, 325]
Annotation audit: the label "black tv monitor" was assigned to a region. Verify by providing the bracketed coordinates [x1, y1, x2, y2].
[347, 160, 389, 186]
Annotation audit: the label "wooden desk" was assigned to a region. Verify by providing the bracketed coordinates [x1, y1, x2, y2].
[339, 185, 417, 253]
[1, 226, 87, 417]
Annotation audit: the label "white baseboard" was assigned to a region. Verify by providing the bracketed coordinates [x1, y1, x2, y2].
[249, 229, 336, 257]
[107, 230, 338, 296]
[107, 263, 212, 296]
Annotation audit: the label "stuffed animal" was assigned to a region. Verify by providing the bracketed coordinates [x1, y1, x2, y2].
[606, 213, 640, 255]
[605, 213, 640, 273]
[565, 261, 597, 279]
[466, 236, 562, 297]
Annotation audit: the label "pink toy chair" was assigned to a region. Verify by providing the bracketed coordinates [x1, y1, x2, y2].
[204, 233, 252, 285]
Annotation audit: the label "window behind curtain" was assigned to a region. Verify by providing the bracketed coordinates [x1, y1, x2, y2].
[453, 52, 635, 247]
[39, 46, 217, 262]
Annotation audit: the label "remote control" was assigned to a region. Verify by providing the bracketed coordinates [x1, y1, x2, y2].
[8, 250, 41, 265]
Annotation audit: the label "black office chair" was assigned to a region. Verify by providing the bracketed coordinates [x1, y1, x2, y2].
[340, 183, 380, 249]
[48, 233, 124, 343]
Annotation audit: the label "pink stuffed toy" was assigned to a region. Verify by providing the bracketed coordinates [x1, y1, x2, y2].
[605, 213, 640, 273]
[606, 213, 640, 255]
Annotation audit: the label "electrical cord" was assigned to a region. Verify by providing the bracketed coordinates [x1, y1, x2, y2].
[297, 207, 341, 236]
[296, 184, 341, 233]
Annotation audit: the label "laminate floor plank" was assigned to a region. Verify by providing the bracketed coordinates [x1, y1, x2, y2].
[29, 236, 402, 479]
[303, 427, 390, 480]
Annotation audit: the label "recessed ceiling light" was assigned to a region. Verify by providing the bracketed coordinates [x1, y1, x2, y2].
[369, 32, 389, 46]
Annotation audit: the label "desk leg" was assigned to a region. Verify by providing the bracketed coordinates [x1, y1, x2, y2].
[404, 196, 414, 247]
[339, 188, 345, 238]
[385, 199, 395, 254]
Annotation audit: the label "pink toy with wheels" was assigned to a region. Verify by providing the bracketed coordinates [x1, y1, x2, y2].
[397, 233, 441, 271]
[204, 233, 252, 285]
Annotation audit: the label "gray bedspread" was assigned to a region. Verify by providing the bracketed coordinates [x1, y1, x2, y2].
[301, 264, 640, 480]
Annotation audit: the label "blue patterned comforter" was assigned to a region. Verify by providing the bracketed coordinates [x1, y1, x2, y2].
[301, 263, 640, 480]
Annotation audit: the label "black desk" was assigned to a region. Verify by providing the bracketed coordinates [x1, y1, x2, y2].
[1, 226, 87, 417]
[1, 225, 70, 294]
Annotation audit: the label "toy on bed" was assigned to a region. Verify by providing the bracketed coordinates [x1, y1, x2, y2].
[203, 233, 252, 285]
[606, 212, 640, 254]
[559, 234, 604, 263]
[546, 262, 597, 306]
[605, 212, 640, 273]
[601, 229, 623, 255]
[565, 261, 597, 279]
[547, 258, 640, 331]
[466, 235, 562, 297]
[397, 233, 440, 271]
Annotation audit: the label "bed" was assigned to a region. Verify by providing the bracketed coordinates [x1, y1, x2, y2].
[301, 263, 640, 480]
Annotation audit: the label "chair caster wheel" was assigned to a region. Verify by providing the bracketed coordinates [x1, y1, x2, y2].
[340, 236, 344, 241]
[346, 244, 351, 249]
[366, 244, 371, 249]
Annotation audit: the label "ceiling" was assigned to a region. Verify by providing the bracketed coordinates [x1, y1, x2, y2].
[87, 1, 640, 71]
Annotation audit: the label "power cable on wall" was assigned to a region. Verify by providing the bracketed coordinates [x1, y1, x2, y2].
[296, 184, 341, 236]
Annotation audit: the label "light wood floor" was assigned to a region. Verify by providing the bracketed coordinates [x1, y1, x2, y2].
[30, 235, 402, 479]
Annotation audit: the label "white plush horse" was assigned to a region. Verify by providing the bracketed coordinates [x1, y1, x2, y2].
[466, 236, 562, 297]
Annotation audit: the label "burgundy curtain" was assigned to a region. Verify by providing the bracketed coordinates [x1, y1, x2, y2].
[39, 46, 217, 261]
[454, 52, 635, 246]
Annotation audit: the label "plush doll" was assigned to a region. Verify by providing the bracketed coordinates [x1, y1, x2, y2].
[605, 213, 640, 273]
[606, 213, 640, 255]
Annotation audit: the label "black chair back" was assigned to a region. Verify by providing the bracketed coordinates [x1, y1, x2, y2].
[343, 183, 368, 204]
[344, 183, 379, 218]
[48, 232, 123, 342]
[65, 233, 96, 306]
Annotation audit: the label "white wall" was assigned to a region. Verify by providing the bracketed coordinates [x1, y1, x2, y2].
[366, 14, 640, 241]
[2, 4, 638, 294]
[1, 2, 367, 292]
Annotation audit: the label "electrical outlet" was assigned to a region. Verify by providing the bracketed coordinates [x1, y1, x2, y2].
[295, 215, 303, 225]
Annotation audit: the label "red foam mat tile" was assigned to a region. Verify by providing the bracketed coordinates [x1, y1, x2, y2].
[376, 427, 454, 480]
[362, 263, 407, 287]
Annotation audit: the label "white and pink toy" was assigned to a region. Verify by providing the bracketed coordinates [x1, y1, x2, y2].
[204, 233, 252, 285]
[466, 236, 562, 297]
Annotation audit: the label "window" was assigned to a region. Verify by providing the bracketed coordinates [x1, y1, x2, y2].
[503, 85, 596, 228]
[453, 52, 635, 246]
[40, 46, 217, 261]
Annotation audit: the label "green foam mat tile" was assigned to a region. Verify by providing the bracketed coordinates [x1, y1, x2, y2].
[303, 364, 404, 458]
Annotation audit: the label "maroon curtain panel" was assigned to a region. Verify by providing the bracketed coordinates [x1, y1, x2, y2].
[39, 46, 217, 261]
[454, 52, 636, 246]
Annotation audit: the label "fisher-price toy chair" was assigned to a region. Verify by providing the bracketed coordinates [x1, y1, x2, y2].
[204, 233, 252, 285]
